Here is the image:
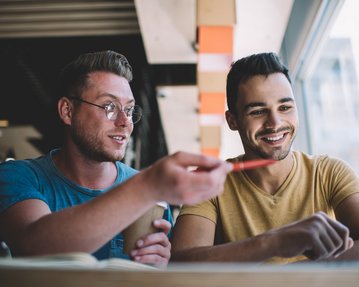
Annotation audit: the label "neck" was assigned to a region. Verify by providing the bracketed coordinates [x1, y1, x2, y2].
[52, 147, 118, 190]
[243, 152, 294, 195]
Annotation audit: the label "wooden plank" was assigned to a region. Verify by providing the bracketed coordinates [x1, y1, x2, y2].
[1, 263, 359, 287]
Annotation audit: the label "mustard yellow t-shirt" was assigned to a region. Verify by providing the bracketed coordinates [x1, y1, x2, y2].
[178, 151, 359, 264]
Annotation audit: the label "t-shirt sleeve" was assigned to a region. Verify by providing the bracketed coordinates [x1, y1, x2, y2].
[319, 156, 359, 209]
[177, 198, 218, 224]
[0, 160, 47, 214]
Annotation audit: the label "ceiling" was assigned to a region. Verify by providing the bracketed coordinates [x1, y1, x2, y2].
[0, 0, 140, 38]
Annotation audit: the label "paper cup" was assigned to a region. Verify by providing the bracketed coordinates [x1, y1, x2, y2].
[123, 202, 167, 254]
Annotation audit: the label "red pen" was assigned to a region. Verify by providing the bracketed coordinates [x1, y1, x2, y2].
[232, 159, 276, 171]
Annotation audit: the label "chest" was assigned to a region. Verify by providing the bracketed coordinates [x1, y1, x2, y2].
[216, 170, 335, 242]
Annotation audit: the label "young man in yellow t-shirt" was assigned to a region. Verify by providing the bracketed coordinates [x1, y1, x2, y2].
[171, 52, 359, 264]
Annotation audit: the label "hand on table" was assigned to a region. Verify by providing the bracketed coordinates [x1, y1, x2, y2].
[129, 219, 171, 268]
[272, 212, 353, 260]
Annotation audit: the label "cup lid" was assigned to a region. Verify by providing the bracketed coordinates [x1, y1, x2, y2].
[156, 201, 168, 209]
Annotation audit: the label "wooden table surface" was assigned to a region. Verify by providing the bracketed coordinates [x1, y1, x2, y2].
[1, 262, 359, 287]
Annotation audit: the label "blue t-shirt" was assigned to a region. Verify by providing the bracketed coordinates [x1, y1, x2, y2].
[0, 149, 173, 260]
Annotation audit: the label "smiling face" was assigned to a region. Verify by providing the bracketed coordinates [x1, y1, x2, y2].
[226, 73, 299, 160]
[68, 71, 135, 162]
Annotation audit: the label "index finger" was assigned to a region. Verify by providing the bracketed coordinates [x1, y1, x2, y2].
[171, 151, 232, 172]
[153, 219, 172, 235]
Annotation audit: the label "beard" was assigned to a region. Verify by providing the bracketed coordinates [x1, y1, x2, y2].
[70, 120, 126, 162]
[254, 145, 292, 160]
[244, 126, 296, 161]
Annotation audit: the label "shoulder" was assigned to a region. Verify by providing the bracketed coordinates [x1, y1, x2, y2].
[0, 153, 57, 188]
[294, 151, 357, 178]
[295, 150, 350, 166]
[0, 156, 51, 214]
[0, 157, 41, 178]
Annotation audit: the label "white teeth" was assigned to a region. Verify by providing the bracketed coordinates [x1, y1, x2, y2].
[265, 134, 284, 141]
[111, 136, 124, 141]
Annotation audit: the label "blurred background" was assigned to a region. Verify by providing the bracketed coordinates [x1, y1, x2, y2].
[0, 0, 358, 175]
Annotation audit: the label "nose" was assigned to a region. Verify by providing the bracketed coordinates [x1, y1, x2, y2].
[114, 111, 132, 127]
[264, 111, 281, 129]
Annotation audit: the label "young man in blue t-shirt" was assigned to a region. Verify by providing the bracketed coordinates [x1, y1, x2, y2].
[0, 50, 232, 267]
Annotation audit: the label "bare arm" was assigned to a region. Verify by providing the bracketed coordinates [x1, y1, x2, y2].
[171, 212, 353, 262]
[329, 193, 359, 261]
[171, 215, 278, 262]
[0, 177, 157, 256]
[0, 152, 232, 257]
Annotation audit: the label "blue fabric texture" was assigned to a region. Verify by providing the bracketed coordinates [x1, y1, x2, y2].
[0, 149, 173, 260]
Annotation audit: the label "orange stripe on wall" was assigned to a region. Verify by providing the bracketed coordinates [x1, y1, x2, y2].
[201, 147, 220, 158]
[198, 26, 233, 54]
[199, 92, 226, 114]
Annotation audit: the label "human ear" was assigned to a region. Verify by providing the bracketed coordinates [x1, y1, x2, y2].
[225, 110, 239, 131]
[58, 97, 73, 125]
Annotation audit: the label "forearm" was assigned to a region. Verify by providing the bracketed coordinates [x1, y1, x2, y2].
[171, 233, 277, 263]
[10, 174, 158, 256]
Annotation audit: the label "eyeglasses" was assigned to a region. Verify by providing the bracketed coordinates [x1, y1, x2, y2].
[69, 97, 143, 124]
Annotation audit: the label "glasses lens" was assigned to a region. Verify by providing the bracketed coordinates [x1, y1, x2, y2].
[105, 102, 117, 120]
[131, 105, 143, 124]
[105, 103, 143, 124]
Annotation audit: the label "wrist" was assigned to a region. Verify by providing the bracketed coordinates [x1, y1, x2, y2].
[255, 231, 280, 259]
[130, 167, 161, 204]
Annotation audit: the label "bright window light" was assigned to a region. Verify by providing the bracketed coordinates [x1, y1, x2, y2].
[304, 0, 359, 173]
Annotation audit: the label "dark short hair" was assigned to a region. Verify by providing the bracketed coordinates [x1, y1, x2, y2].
[57, 50, 133, 100]
[226, 52, 291, 113]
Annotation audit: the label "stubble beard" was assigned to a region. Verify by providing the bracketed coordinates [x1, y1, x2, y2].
[71, 123, 125, 163]
[256, 145, 292, 161]
[244, 127, 296, 161]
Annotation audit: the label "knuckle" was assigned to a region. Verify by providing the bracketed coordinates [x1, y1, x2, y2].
[172, 151, 183, 161]
[159, 232, 167, 241]
[339, 224, 350, 237]
[312, 212, 324, 221]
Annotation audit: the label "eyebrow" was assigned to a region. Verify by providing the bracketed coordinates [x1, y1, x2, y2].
[244, 97, 294, 112]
